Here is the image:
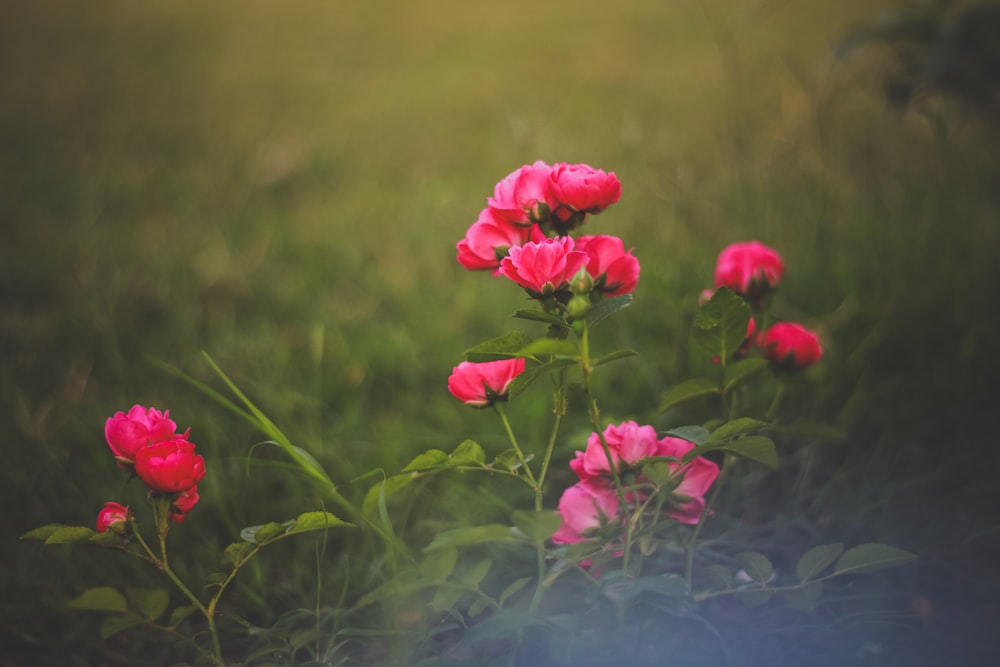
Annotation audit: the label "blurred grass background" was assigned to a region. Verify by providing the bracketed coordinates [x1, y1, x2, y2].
[3, 0, 1000, 664]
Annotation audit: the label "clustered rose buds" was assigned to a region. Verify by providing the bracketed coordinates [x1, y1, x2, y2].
[456, 161, 637, 307]
[98, 405, 206, 531]
[553, 421, 720, 545]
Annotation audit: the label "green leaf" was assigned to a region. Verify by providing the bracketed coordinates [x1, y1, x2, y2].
[424, 524, 521, 551]
[456, 558, 493, 589]
[665, 425, 710, 446]
[419, 547, 458, 583]
[222, 541, 254, 565]
[512, 309, 569, 327]
[641, 462, 674, 486]
[736, 552, 774, 583]
[796, 543, 844, 582]
[89, 531, 125, 548]
[515, 338, 579, 359]
[834, 543, 917, 575]
[449, 440, 486, 466]
[128, 588, 169, 621]
[723, 358, 769, 393]
[464, 331, 534, 362]
[429, 584, 465, 614]
[691, 287, 751, 362]
[507, 357, 576, 401]
[602, 572, 687, 605]
[21, 524, 72, 541]
[659, 378, 719, 413]
[44, 526, 97, 545]
[785, 581, 823, 610]
[288, 511, 352, 534]
[722, 435, 778, 470]
[100, 614, 146, 640]
[402, 449, 450, 472]
[241, 522, 287, 544]
[459, 609, 541, 645]
[68, 587, 128, 613]
[704, 565, 733, 590]
[169, 604, 199, 627]
[587, 293, 633, 328]
[498, 577, 533, 607]
[511, 509, 562, 543]
[592, 349, 638, 368]
[362, 473, 413, 516]
[707, 417, 768, 443]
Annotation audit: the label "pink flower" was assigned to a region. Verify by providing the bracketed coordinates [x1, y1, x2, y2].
[96, 501, 130, 534]
[653, 436, 721, 524]
[447, 358, 527, 407]
[575, 235, 640, 297]
[170, 486, 200, 523]
[134, 439, 206, 494]
[487, 161, 558, 226]
[105, 405, 183, 462]
[550, 162, 621, 215]
[714, 241, 784, 303]
[551, 480, 620, 545]
[498, 236, 589, 295]
[759, 322, 823, 371]
[456, 207, 546, 273]
[570, 421, 662, 481]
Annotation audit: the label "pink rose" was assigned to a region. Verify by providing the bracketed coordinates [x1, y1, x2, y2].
[550, 162, 621, 215]
[96, 501, 130, 534]
[170, 486, 200, 523]
[714, 241, 784, 303]
[570, 421, 662, 481]
[456, 207, 546, 273]
[575, 235, 640, 297]
[653, 436, 721, 524]
[551, 480, 620, 545]
[498, 236, 589, 295]
[487, 161, 558, 226]
[447, 358, 527, 407]
[105, 405, 182, 462]
[134, 439, 206, 494]
[759, 322, 823, 370]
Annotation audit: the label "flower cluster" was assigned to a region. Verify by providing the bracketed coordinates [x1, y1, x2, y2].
[705, 241, 823, 371]
[98, 405, 206, 531]
[553, 421, 720, 545]
[456, 161, 637, 305]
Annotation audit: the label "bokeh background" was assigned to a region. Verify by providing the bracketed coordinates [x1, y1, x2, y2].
[4, 0, 999, 665]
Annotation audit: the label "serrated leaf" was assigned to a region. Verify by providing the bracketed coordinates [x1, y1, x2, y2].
[21, 524, 72, 541]
[241, 522, 286, 544]
[169, 604, 199, 627]
[512, 309, 569, 327]
[450, 440, 486, 466]
[723, 435, 778, 469]
[491, 449, 521, 473]
[515, 338, 579, 359]
[723, 358, 769, 393]
[659, 378, 720, 413]
[465, 331, 534, 362]
[100, 614, 146, 640]
[498, 577, 533, 607]
[222, 541, 254, 565]
[511, 509, 562, 543]
[665, 425, 710, 446]
[68, 587, 128, 613]
[707, 417, 768, 444]
[834, 543, 917, 575]
[403, 449, 450, 472]
[288, 511, 352, 535]
[424, 524, 521, 551]
[796, 543, 844, 582]
[587, 293, 633, 328]
[691, 288, 751, 362]
[592, 349, 638, 367]
[736, 552, 774, 583]
[642, 462, 674, 486]
[128, 588, 169, 621]
[785, 581, 823, 610]
[44, 526, 97, 545]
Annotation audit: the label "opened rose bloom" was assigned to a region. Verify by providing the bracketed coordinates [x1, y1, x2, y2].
[487, 160, 558, 226]
[575, 235, 640, 297]
[96, 501, 130, 534]
[105, 405, 184, 462]
[759, 322, 823, 371]
[653, 436, 721, 524]
[456, 207, 546, 273]
[551, 480, 620, 545]
[448, 358, 526, 407]
[714, 241, 784, 303]
[570, 421, 662, 481]
[499, 236, 589, 295]
[550, 162, 621, 215]
[134, 439, 206, 494]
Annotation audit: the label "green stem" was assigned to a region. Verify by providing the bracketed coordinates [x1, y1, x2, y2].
[684, 454, 735, 593]
[494, 402, 537, 489]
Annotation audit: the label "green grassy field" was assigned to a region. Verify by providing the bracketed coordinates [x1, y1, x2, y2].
[4, 0, 1000, 665]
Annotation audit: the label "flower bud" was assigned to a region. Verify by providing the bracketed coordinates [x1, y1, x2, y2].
[96, 502, 130, 536]
[565, 294, 592, 320]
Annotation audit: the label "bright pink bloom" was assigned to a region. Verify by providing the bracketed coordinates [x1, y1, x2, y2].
[499, 236, 589, 295]
[447, 358, 527, 407]
[134, 439, 206, 494]
[487, 161, 558, 226]
[550, 162, 621, 214]
[570, 421, 662, 481]
[105, 405, 182, 462]
[714, 241, 784, 302]
[96, 501, 129, 534]
[456, 207, 546, 273]
[575, 235, 640, 297]
[170, 486, 200, 523]
[653, 436, 721, 524]
[759, 322, 823, 370]
[551, 480, 620, 545]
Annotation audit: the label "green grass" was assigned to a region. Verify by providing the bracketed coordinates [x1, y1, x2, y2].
[4, 0, 1000, 665]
